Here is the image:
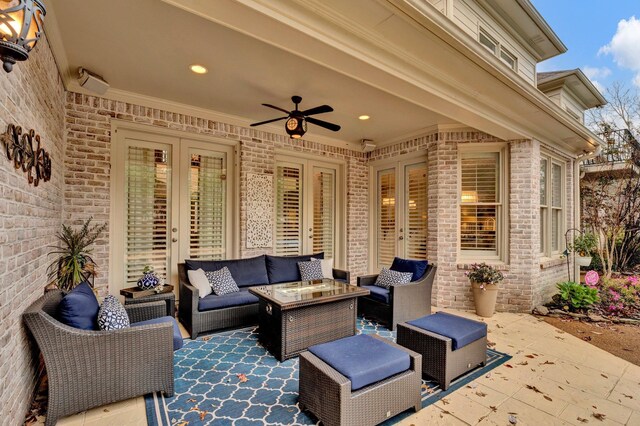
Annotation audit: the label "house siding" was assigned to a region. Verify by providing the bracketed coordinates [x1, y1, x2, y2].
[451, 0, 537, 85]
[0, 37, 66, 425]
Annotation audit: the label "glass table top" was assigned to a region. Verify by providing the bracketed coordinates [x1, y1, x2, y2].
[249, 279, 367, 305]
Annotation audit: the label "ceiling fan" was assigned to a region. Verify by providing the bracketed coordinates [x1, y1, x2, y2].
[250, 95, 341, 139]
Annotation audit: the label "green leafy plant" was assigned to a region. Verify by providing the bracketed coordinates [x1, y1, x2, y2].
[554, 281, 599, 311]
[465, 263, 504, 290]
[47, 218, 107, 291]
[569, 232, 597, 256]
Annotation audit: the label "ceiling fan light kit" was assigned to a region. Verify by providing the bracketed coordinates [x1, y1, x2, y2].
[251, 95, 340, 139]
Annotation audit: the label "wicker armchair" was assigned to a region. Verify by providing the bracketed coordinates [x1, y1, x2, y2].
[23, 290, 175, 426]
[357, 265, 436, 331]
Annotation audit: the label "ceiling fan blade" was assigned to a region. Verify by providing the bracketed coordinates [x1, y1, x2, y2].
[250, 116, 288, 127]
[262, 103, 291, 114]
[301, 105, 333, 116]
[306, 116, 341, 132]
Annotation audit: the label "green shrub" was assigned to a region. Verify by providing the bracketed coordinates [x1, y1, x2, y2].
[569, 232, 597, 256]
[554, 281, 599, 311]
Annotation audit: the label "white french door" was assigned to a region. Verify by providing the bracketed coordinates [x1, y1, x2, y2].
[111, 127, 235, 294]
[372, 159, 428, 271]
[274, 155, 344, 264]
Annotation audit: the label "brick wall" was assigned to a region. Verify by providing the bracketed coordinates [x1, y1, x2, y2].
[0, 38, 65, 425]
[367, 131, 572, 312]
[64, 93, 370, 292]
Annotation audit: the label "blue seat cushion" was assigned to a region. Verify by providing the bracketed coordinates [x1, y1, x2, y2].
[186, 255, 269, 288]
[407, 312, 487, 350]
[308, 334, 410, 391]
[132, 316, 183, 351]
[265, 253, 324, 284]
[198, 289, 259, 311]
[390, 257, 429, 282]
[57, 281, 100, 330]
[362, 285, 390, 304]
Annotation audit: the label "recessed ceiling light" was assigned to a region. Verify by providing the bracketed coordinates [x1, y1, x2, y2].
[190, 64, 208, 74]
[358, 115, 370, 120]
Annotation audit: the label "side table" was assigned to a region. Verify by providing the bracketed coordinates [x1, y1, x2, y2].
[121, 287, 176, 318]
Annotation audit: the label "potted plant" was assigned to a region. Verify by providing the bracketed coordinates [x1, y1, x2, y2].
[47, 218, 107, 292]
[466, 263, 504, 317]
[569, 232, 597, 267]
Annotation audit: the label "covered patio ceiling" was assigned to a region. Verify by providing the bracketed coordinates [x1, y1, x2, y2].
[45, 0, 603, 152]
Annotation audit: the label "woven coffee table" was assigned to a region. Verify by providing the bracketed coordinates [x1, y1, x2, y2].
[249, 279, 370, 361]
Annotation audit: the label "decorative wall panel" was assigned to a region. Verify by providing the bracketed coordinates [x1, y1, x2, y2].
[246, 173, 273, 248]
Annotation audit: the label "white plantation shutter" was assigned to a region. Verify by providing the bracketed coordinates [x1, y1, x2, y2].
[460, 152, 500, 255]
[405, 163, 427, 259]
[275, 165, 302, 255]
[313, 168, 335, 257]
[125, 146, 171, 286]
[189, 152, 226, 260]
[377, 168, 396, 268]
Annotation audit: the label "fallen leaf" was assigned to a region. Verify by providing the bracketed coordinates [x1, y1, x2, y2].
[555, 336, 565, 340]
[441, 410, 451, 415]
[558, 386, 564, 390]
[525, 385, 542, 394]
[582, 336, 593, 342]
[476, 391, 487, 397]
[201, 336, 212, 341]
[508, 414, 518, 424]
[441, 398, 450, 405]
[555, 329, 565, 334]
[600, 374, 608, 379]
[577, 417, 588, 423]
[505, 364, 514, 369]
[525, 355, 535, 359]
[103, 408, 110, 413]
[490, 406, 498, 412]
[187, 398, 197, 403]
[592, 412, 606, 421]
[496, 324, 504, 328]
[623, 393, 633, 399]
[200, 411, 208, 421]
[517, 361, 529, 366]
[540, 360, 555, 365]
[236, 373, 248, 383]
[544, 395, 553, 402]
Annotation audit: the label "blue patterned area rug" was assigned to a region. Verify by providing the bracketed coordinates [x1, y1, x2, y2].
[145, 317, 511, 426]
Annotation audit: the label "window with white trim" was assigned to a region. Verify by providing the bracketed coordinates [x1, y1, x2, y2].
[479, 28, 518, 72]
[499, 47, 517, 71]
[540, 154, 565, 256]
[459, 149, 505, 260]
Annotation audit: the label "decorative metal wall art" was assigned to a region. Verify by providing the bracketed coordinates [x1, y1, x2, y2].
[246, 173, 273, 248]
[1, 123, 51, 186]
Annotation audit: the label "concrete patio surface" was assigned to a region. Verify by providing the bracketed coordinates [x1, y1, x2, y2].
[48, 309, 639, 426]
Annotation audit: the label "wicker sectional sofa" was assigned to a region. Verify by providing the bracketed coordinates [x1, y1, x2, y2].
[178, 253, 350, 339]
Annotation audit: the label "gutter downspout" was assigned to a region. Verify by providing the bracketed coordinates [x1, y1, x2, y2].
[573, 146, 602, 282]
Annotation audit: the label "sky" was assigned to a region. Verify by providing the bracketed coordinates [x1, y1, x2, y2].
[531, 0, 640, 94]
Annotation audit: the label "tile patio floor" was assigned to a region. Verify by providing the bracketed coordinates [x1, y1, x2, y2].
[49, 309, 640, 426]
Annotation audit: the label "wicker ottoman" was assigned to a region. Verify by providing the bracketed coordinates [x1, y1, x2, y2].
[397, 312, 487, 390]
[298, 334, 422, 426]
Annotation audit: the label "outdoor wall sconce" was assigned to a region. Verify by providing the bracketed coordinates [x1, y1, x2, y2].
[0, 0, 46, 73]
[2, 123, 51, 186]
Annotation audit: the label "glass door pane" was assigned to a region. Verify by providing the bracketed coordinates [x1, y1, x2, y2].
[275, 164, 303, 256]
[125, 145, 171, 287]
[377, 168, 396, 268]
[312, 167, 336, 258]
[404, 163, 427, 259]
[188, 150, 226, 260]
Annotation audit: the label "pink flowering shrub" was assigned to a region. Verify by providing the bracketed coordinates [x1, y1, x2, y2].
[598, 276, 640, 316]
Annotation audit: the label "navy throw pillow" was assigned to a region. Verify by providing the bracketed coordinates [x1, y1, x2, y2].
[57, 281, 100, 330]
[266, 252, 324, 284]
[390, 257, 429, 282]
